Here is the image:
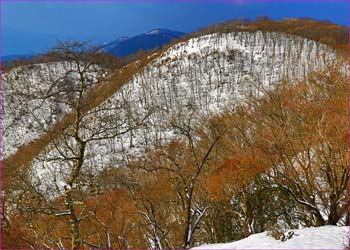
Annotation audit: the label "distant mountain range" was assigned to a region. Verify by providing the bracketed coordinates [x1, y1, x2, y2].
[2, 28, 186, 62]
[98, 28, 185, 57]
[2, 54, 34, 62]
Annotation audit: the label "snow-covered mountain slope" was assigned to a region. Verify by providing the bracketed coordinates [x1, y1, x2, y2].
[4, 31, 346, 189]
[2, 62, 102, 159]
[22, 31, 346, 192]
[193, 226, 349, 249]
[77, 31, 340, 165]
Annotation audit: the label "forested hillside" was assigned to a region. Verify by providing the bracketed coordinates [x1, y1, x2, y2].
[2, 18, 349, 249]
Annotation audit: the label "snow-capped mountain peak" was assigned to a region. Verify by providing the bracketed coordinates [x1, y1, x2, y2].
[146, 29, 162, 35]
[98, 28, 185, 57]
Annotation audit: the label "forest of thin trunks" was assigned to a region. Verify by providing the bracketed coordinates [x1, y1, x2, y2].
[2, 18, 349, 249]
[3, 65, 347, 249]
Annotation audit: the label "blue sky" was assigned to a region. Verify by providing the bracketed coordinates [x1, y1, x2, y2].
[2, 1, 350, 56]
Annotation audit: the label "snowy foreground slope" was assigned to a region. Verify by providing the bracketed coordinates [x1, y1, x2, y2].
[193, 226, 349, 249]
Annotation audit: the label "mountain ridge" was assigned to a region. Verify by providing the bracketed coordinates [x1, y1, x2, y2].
[98, 28, 185, 57]
[3, 30, 342, 172]
[2, 54, 34, 62]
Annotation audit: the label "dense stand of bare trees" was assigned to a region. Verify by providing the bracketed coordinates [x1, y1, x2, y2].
[2, 20, 348, 248]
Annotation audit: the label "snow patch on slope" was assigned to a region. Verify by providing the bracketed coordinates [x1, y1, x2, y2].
[193, 226, 349, 249]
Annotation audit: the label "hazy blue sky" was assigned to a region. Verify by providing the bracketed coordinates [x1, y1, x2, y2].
[2, 1, 350, 56]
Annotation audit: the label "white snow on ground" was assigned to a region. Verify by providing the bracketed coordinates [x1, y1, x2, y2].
[3, 31, 346, 195]
[3, 32, 340, 160]
[193, 226, 349, 249]
[2, 61, 102, 159]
